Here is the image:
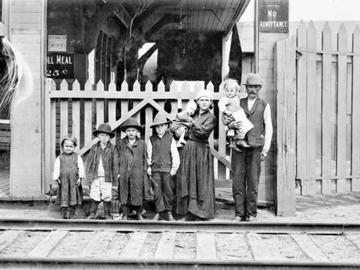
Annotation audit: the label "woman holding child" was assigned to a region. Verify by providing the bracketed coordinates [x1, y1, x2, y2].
[176, 90, 217, 220]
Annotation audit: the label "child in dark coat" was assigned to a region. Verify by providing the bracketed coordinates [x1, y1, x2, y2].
[116, 118, 148, 220]
[53, 136, 84, 219]
[148, 113, 180, 221]
[86, 123, 119, 219]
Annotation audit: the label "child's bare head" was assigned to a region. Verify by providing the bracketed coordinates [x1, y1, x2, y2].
[185, 100, 197, 115]
[60, 135, 77, 154]
[223, 79, 240, 99]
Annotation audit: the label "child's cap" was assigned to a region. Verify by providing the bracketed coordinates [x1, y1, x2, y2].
[150, 112, 172, 128]
[60, 135, 77, 148]
[120, 117, 143, 132]
[196, 90, 213, 101]
[93, 123, 115, 138]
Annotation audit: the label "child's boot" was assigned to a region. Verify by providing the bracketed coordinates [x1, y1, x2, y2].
[137, 210, 144, 221]
[69, 206, 76, 219]
[236, 140, 250, 148]
[152, 213, 160, 221]
[167, 211, 175, 221]
[87, 200, 98, 219]
[60, 207, 68, 219]
[104, 201, 112, 219]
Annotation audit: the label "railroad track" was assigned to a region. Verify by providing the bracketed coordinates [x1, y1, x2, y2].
[0, 219, 359, 269]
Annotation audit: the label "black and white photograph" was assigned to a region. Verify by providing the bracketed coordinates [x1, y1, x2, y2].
[0, 0, 359, 268]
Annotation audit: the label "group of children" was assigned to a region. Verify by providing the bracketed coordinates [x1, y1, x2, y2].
[53, 78, 253, 220]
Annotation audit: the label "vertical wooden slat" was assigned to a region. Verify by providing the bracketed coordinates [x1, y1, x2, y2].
[72, 80, 81, 150]
[276, 36, 296, 216]
[96, 80, 105, 128]
[84, 80, 93, 146]
[303, 22, 317, 195]
[59, 80, 68, 142]
[120, 80, 129, 139]
[132, 80, 141, 124]
[352, 26, 360, 190]
[321, 23, 333, 194]
[296, 21, 308, 188]
[337, 24, 348, 192]
[144, 81, 153, 143]
[196, 232, 217, 260]
[108, 76, 117, 126]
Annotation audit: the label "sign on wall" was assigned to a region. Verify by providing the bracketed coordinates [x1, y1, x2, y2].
[259, 0, 289, 33]
[48, 35, 67, 52]
[46, 52, 74, 79]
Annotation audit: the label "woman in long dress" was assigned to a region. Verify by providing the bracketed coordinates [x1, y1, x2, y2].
[176, 90, 217, 220]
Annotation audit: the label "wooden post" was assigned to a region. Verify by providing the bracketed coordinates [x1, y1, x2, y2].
[10, 0, 45, 198]
[275, 36, 296, 216]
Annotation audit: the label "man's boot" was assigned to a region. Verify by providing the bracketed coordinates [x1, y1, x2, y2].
[104, 201, 112, 219]
[167, 211, 175, 221]
[87, 200, 98, 219]
[60, 207, 68, 219]
[69, 206, 77, 219]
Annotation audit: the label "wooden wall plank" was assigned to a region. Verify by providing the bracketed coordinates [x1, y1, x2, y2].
[321, 23, 333, 194]
[352, 26, 360, 191]
[276, 36, 296, 215]
[296, 21, 308, 185]
[291, 233, 328, 261]
[44, 79, 54, 192]
[336, 24, 348, 192]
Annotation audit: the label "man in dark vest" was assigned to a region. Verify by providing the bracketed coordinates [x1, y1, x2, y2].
[224, 73, 273, 222]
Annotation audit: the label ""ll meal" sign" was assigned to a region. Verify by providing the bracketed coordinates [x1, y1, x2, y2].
[46, 52, 74, 79]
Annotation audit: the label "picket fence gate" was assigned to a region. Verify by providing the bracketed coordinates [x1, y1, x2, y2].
[43, 78, 232, 190]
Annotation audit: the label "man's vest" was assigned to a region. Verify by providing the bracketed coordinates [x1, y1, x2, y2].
[240, 97, 267, 147]
[150, 131, 173, 173]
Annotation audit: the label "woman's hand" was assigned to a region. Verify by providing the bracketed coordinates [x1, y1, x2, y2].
[147, 167, 152, 176]
[56, 179, 61, 185]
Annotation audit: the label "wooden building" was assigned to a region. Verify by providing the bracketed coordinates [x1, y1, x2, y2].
[0, 0, 305, 215]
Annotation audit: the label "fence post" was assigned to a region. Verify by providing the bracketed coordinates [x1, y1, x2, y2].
[276, 36, 296, 216]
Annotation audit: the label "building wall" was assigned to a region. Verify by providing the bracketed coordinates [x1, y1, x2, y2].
[9, 0, 45, 198]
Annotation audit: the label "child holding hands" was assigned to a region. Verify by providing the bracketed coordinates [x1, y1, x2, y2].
[86, 123, 119, 219]
[53, 136, 84, 219]
[148, 113, 180, 221]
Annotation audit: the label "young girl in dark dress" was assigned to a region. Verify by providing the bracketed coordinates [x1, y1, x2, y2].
[53, 136, 84, 219]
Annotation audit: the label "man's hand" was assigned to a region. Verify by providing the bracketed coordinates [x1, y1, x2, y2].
[260, 150, 268, 161]
[56, 179, 61, 185]
[147, 167, 152, 176]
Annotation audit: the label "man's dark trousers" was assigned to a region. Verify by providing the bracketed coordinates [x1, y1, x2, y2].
[231, 146, 262, 218]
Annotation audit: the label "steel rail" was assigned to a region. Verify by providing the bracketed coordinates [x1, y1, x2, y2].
[0, 218, 358, 234]
[0, 257, 358, 269]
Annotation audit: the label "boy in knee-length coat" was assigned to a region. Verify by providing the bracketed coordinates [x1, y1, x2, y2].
[116, 118, 148, 220]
